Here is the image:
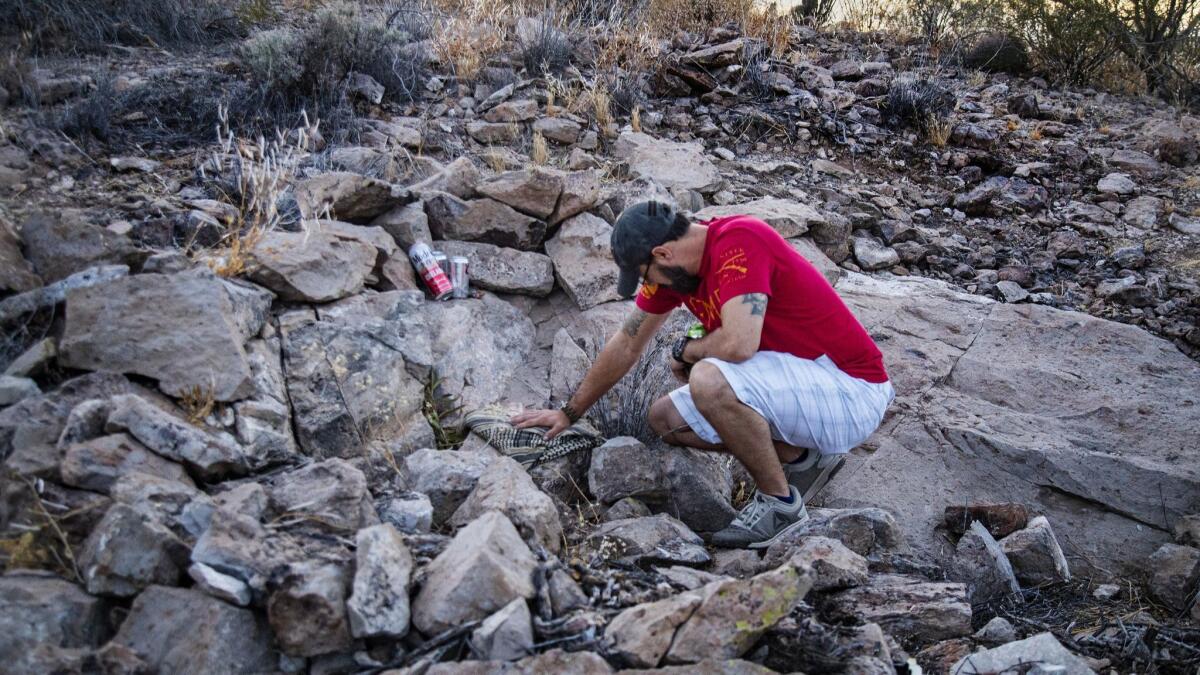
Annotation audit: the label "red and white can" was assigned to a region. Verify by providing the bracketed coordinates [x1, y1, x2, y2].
[408, 242, 453, 300]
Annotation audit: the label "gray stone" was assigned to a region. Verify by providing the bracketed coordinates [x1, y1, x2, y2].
[294, 171, 407, 222]
[468, 121, 521, 144]
[348, 523, 415, 638]
[788, 237, 842, 286]
[405, 448, 493, 524]
[188, 561, 253, 606]
[1169, 213, 1200, 235]
[267, 459, 377, 532]
[950, 632, 1096, 675]
[853, 235, 899, 271]
[0, 264, 129, 325]
[470, 597, 534, 661]
[438, 240, 555, 296]
[709, 548, 761, 578]
[1142, 119, 1198, 167]
[79, 503, 189, 597]
[605, 497, 652, 521]
[695, 197, 825, 239]
[233, 337, 298, 467]
[534, 116, 582, 144]
[4, 337, 56, 377]
[0, 374, 39, 406]
[547, 169, 602, 226]
[477, 168, 564, 220]
[267, 559, 354, 657]
[60, 433, 193, 494]
[665, 562, 812, 664]
[112, 586, 274, 675]
[105, 393, 250, 480]
[19, 211, 139, 283]
[1108, 149, 1161, 174]
[788, 535, 869, 591]
[605, 590, 702, 667]
[1093, 583, 1120, 600]
[950, 520, 1021, 605]
[373, 201, 433, 250]
[1000, 515, 1071, 586]
[0, 572, 110, 674]
[451, 455, 564, 553]
[613, 132, 723, 193]
[410, 156, 482, 200]
[548, 567, 589, 615]
[412, 511, 537, 635]
[545, 212, 623, 310]
[1121, 195, 1162, 228]
[249, 230, 376, 303]
[587, 513, 710, 567]
[996, 280, 1029, 303]
[974, 616, 1018, 645]
[280, 295, 429, 458]
[550, 328, 591, 405]
[483, 99, 538, 123]
[762, 506, 903, 566]
[1175, 514, 1200, 546]
[59, 272, 268, 402]
[0, 216, 40, 293]
[589, 436, 670, 504]
[379, 491, 434, 533]
[824, 574, 972, 642]
[426, 192, 547, 250]
[190, 509, 296, 593]
[1097, 172, 1136, 195]
[1147, 543, 1200, 613]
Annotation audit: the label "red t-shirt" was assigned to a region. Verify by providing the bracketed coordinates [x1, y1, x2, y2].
[635, 215, 889, 383]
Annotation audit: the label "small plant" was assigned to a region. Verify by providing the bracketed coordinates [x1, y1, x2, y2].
[519, 11, 573, 76]
[1006, 118, 1020, 132]
[1029, 124, 1044, 141]
[590, 81, 612, 130]
[884, 77, 955, 128]
[631, 104, 641, 132]
[483, 147, 508, 172]
[927, 114, 953, 147]
[422, 373, 465, 450]
[531, 131, 549, 166]
[180, 384, 216, 426]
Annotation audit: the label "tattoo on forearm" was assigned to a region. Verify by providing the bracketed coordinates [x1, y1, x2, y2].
[622, 310, 648, 337]
[742, 293, 768, 316]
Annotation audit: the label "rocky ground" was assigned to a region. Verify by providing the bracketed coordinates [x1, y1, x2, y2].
[1, 10, 1199, 675]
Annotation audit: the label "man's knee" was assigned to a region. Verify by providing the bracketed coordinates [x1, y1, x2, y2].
[689, 361, 735, 410]
[647, 396, 679, 438]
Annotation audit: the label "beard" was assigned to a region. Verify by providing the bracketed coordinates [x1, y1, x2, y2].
[661, 264, 701, 294]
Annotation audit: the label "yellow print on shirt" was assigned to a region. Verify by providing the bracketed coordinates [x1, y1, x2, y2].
[687, 288, 722, 326]
[640, 282, 659, 299]
[717, 248, 749, 281]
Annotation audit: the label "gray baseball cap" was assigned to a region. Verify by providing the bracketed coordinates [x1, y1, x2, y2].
[611, 200, 684, 298]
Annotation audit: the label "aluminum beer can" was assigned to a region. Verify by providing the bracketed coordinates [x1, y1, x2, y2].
[449, 256, 470, 299]
[686, 323, 707, 339]
[408, 243, 453, 300]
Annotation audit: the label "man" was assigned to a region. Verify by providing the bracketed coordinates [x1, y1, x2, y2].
[513, 201, 894, 548]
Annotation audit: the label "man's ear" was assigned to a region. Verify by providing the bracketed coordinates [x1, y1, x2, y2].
[650, 244, 673, 262]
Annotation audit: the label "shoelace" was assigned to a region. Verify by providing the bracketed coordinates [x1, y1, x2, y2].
[734, 493, 771, 529]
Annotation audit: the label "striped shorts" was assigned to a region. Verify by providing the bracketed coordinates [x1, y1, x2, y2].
[668, 351, 895, 456]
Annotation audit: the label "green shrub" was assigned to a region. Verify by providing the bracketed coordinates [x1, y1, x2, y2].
[1006, 0, 1116, 84]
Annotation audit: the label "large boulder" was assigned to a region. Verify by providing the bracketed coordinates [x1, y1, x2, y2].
[476, 168, 564, 220]
[545, 213, 623, 310]
[665, 562, 813, 664]
[60, 433, 192, 494]
[451, 455, 564, 553]
[266, 459, 377, 531]
[105, 393, 251, 480]
[19, 211, 139, 283]
[438, 240, 555, 296]
[950, 632, 1096, 675]
[613, 132, 723, 194]
[412, 511, 537, 635]
[112, 586, 275, 675]
[59, 271, 270, 402]
[404, 448, 493, 525]
[824, 272, 1200, 579]
[948, 520, 1020, 605]
[695, 198, 826, 238]
[78, 503, 189, 597]
[279, 293, 430, 458]
[425, 192, 547, 250]
[267, 559, 354, 657]
[294, 171, 407, 222]
[248, 230, 377, 303]
[348, 524, 415, 638]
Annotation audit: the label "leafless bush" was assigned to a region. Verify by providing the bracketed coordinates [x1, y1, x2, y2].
[519, 11, 574, 76]
[884, 76, 955, 129]
[1, 0, 233, 54]
[962, 32, 1032, 73]
[789, 0, 838, 26]
[1006, 0, 1117, 84]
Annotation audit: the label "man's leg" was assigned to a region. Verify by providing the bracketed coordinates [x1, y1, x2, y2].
[648, 396, 808, 463]
[684, 362, 789, 497]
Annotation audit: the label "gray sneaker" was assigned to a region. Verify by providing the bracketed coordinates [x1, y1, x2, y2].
[783, 451, 845, 504]
[710, 485, 809, 549]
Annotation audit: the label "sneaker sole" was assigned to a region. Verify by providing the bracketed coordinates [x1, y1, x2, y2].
[791, 457, 846, 505]
[747, 512, 811, 550]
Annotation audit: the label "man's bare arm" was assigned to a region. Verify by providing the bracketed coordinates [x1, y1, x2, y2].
[512, 307, 669, 437]
[682, 293, 767, 364]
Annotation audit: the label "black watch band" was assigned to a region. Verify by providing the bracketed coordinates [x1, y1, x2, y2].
[672, 336, 692, 365]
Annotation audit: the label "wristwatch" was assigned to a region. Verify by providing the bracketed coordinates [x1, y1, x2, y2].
[672, 335, 694, 365]
[559, 401, 581, 424]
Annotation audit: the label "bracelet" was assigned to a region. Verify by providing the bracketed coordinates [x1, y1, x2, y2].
[559, 401, 581, 424]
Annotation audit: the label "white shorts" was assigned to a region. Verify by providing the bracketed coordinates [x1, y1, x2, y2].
[668, 352, 895, 456]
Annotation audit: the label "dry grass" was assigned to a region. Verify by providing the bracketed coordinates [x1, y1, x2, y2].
[1006, 118, 1021, 132]
[926, 114, 953, 147]
[180, 384, 216, 426]
[1182, 175, 1200, 190]
[968, 70, 988, 87]
[531, 131, 549, 165]
[742, 4, 794, 57]
[483, 147, 508, 172]
[631, 104, 641, 133]
[430, 0, 509, 81]
[0, 477, 82, 582]
[1030, 124, 1045, 141]
[590, 81, 612, 130]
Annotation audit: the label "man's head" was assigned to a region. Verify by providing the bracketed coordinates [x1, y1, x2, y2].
[611, 201, 702, 298]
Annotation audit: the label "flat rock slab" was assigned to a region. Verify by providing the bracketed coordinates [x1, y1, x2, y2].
[613, 132, 722, 194]
[695, 198, 826, 238]
[59, 272, 269, 402]
[951, 632, 1096, 675]
[825, 272, 1200, 578]
[822, 574, 972, 643]
[545, 213, 623, 310]
[438, 240, 555, 296]
[249, 230, 377, 303]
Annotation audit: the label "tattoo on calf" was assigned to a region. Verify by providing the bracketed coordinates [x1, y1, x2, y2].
[742, 293, 768, 316]
[622, 310, 648, 337]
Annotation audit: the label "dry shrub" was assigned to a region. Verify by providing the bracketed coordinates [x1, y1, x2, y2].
[180, 385, 217, 426]
[631, 104, 641, 132]
[430, 0, 510, 81]
[926, 114, 952, 146]
[589, 80, 613, 130]
[743, 4, 795, 57]
[531, 131, 549, 165]
[884, 76, 955, 128]
[1, 0, 235, 54]
[642, 0, 757, 35]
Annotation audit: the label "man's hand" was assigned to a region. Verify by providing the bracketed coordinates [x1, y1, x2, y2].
[670, 355, 689, 383]
[511, 409, 571, 440]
